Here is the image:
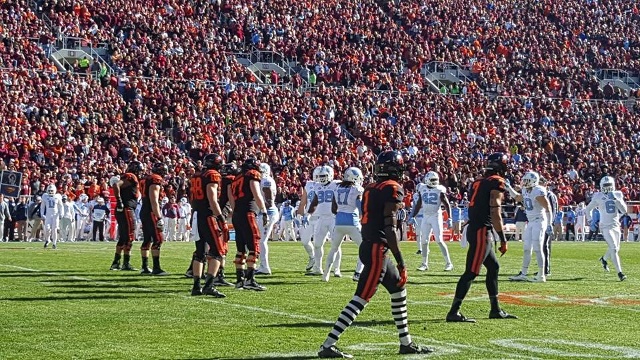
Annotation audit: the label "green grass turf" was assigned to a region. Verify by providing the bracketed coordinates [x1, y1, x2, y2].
[1, 240, 639, 359]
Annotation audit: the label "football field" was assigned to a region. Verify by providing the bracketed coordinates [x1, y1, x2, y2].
[1, 240, 639, 359]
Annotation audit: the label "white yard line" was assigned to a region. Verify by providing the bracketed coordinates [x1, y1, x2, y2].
[0, 263, 539, 359]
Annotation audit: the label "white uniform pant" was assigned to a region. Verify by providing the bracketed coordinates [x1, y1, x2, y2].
[601, 226, 623, 273]
[299, 216, 318, 262]
[258, 208, 279, 272]
[43, 216, 60, 246]
[576, 219, 586, 241]
[414, 215, 423, 250]
[325, 224, 363, 274]
[60, 218, 75, 242]
[521, 218, 547, 275]
[279, 219, 296, 242]
[312, 216, 335, 273]
[420, 213, 452, 267]
[177, 218, 189, 241]
[515, 221, 527, 241]
[164, 217, 177, 241]
[76, 216, 89, 240]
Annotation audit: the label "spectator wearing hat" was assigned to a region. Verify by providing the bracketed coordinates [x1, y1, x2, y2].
[15, 197, 29, 242]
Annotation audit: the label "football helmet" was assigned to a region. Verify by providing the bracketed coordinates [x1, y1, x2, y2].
[152, 162, 168, 176]
[161, 196, 169, 205]
[203, 153, 223, 170]
[109, 175, 121, 187]
[600, 176, 615, 194]
[521, 171, 540, 189]
[242, 156, 260, 172]
[126, 160, 145, 175]
[374, 151, 404, 180]
[220, 162, 239, 176]
[259, 163, 271, 178]
[314, 165, 333, 185]
[46, 184, 57, 195]
[180, 197, 188, 205]
[79, 194, 88, 202]
[424, 171, 439, 187]
[485, 152, 508, 176]
[343, 167, 364, 186]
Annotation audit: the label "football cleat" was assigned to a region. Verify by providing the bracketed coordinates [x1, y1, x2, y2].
[322, 272, 331, 282]
[203, 286, 226, 298]
[446, 312, 476, 323]
[416, 249, 422, 255]
[140, 267, 152, 275]
[213, 276, 234, 287]
[509, 272, 529, 281]
[305, 270, 323, 276]
[121, 263, 137, 271]
[334, 270, 342, 278]
[306, 258, 315, 272]
[444, 263, 454, 272]
[243, 280, 266, 291]
[151, 268, 169, 276]
[184, 269, 194, 278]
[318, 345, 353, 359]
[191, 286, 203, 296]
[52, 244, 57, 250]
[417, 264, 428, 272]
[618, 272, 627, 281]
[399, 342, 434, 355]
[234, 281, 245, 290]
[255, 270, 272, 276]
[110, 263, 121, 271]
[530, 275, 546, 283]
[489, 310, 518, 319]
[352, 272, 360, 282]
[44, 240, 50, 248]
[600, 257, 610, 272]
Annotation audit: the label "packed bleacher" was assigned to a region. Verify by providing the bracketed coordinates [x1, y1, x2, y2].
[2, 0, 640, 212]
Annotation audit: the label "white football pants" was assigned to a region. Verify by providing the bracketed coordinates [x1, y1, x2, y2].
[601, 226, 623, 274]
[325, 224, 363, 275]
[521, 218, 547, 276]
[258, 208, 279, 273]
[420, 214, 452, 267]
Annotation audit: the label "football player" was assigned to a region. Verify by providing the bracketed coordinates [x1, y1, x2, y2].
[110, 160, 143, 271]
[409, 180, 425, 254]
[178, 197, 192, 242]
[296, 169, 319, 272]
[307, 165, 340, 276]
[585, 176, 628, 281]
[323, 167, 365, 282]
[575, 202, 587, 241]
[278, 200, 297, 242]
[139, 163, 168, 275]
[506, 171, 552, 282]
[41, 184, 63, 249]
[256, 163, 280, 275]
[411, 172, 454, 271]
[74, 194, 90, 241]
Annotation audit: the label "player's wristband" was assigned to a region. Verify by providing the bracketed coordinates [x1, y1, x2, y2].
[505, 183, 519, 198]
[393, 252, 405, 268]
[216, 215, 225, 223]
[496, 231, 507, 243]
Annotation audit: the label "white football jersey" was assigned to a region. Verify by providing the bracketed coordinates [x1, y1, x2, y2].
[41, 193, 63, 218]
[522, 185, 548, 220]
[419, 185, 446, 216]
[586, 191, 627, 228]
[180, 203, 192, 218]
[303, 180, 318, 213]
[314, 181, 339, 217]
[334, 183, 363, 215]
[261, 175, 277, 209]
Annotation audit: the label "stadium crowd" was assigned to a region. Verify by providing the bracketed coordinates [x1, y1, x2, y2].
[1, 0, 640, 217]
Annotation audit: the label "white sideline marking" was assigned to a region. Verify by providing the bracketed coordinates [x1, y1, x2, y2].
[0, 263, 539, 359]
[493, 339, 640, 358]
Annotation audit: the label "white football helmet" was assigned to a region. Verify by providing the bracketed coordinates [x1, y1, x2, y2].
[521, 171, 540, 189]
[424, 171, 439, 187]
[46, 184, 57, 195]
[180, 197, 188, 205]
[79, 194, 88, 202]
[259, 163, 271, 178]
[161, 196, 169, 205]
[314, 165, 333, 185]
[600, 176, 615, 194]
[109, 175, 121, 187]
[343, 167, 364, 186]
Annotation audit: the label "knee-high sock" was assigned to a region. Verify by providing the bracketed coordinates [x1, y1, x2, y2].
[323, 296, 367, 348]
[421, 239, 430, 265]
[437, 241, 452, 265]
[391, 290, 412, 346]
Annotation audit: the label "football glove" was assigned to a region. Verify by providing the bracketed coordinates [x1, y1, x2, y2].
[301, 214, 310, 228]
[546, 225, 553, 236]
[397, 265, 408, 288]
[116, 199, 124, 212]
[261, 212, 268, 227]
[156, 219, 165, 231]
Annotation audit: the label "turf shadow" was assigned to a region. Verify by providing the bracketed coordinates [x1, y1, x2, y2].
[0, 294, 145, 301]
[260, 319, 396, 328]
[216, 357, 317, 360]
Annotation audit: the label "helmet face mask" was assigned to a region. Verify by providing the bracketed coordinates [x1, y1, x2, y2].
[259, 163, 271, 178]
[600, 176, 615, 194]
[314, 165, 333, 185]
[46, 184, 56, 195]
[425, 171, 439, 187]
[485, 153, 508, 176]
[126, 161, 144, 175]
[521, 171, 540, 189]
[152, 163, 168, 176]
[220, 163, 239, 176]
[242, 157, 260, 172]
